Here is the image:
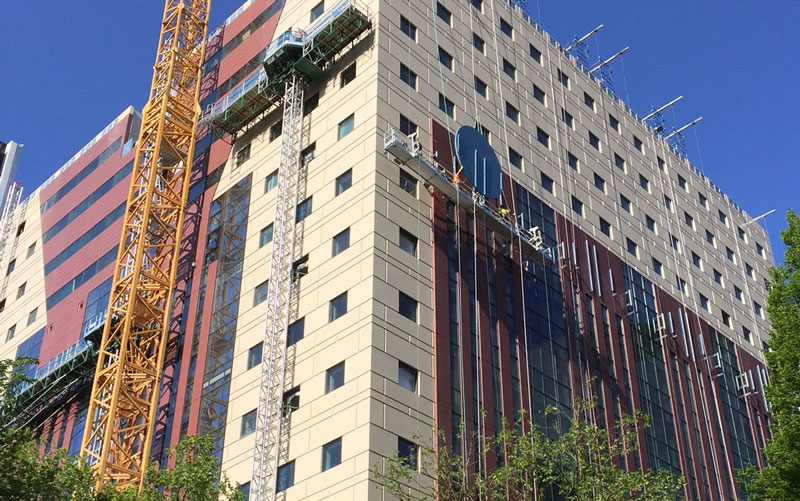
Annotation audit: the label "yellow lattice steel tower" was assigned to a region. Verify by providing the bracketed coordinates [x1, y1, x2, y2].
[80, 0, 211, 491]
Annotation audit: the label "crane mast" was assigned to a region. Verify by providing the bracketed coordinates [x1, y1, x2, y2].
[80, 0, 211, 491]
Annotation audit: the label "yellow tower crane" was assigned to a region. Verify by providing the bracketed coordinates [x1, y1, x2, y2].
[80, 0, 211, 491]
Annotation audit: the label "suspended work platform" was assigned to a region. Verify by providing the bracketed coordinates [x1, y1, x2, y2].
[199, 0, 372, 135]
[384, 128, 553, 266]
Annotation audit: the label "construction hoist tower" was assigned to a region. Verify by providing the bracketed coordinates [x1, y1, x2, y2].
[80, 0, 211, 492]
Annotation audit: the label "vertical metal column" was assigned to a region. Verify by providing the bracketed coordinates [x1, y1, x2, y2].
[252, 74, 304, 500]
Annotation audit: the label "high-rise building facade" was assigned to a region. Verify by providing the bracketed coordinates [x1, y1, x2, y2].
[0, 1, 774, 500]
[0, 140, 23, 215]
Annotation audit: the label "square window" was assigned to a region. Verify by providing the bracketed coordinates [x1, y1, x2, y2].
[265, 170, 278, 192]
[400, 16, 417, 41]
[269, 121, 282, 141]
[557, 69, 569, 88]
[536, 128, 549, 148]
[620, 195, 631, 213]
[335, 169, 352, 195]
[626, 238, 638, 257]
[438, 47, 454, 70]
[398, 437, 419, 471]
[614, 153, 626, 171]
[254, 280, 268, 306]
[310, 1, 324, 21]
[593, 174, 605, 193]
[399, 168, 417, 196]
[332, 228, 351, 256]
[584, 92, 595, 111]
[474, 76, 487, 98]
[684, 211, 694, 229]
[398, 362, 418, 392]
[633, 136, 643, 152]
[259, 224, 273, 247]
[436, 2, 452, 25]
[338, 114, 355, 140]
[472, 33, 485, 53]
[241, 409, 257, 437]
[646, 215, 656, 233]
[340, 62, 356, 87]
[27, 308, 37, 326]
[399, 291, 418, 322]
[287, 318, 304, 346]
[699, 294, 709, 311]
[529, 44, 542, 63]
[508, 147, 522, 168]
[677, 174, 687, 190]
[588, 132, 600, 150]
[561, 108, 574, 128]
[571, 196, 583, 217]
[505, 101, 519, 123]
[599, 217, 612, 237]
[296, 197, 312, 222]
[325, 362, 345, 393]
[502, 58, 516, 80]
[399, 64, 417, 89]
[609, 114, 619, 131]
[438, 93, 455, 118]
[652, 258, 663, 277]
[276, 461, 295, 492]
[500, 18, 513, 37]
[567, 152, 578, 170]
[322, 438, 342, 471]
[247, 342, 263, 370]
[540, 173, 553, 193]
[17, 282, 26, 299]
[639, 175, 649, 192]
[235, 143, 250, 166]
[399, 228, 417, 257]
[329, 292, 348, 322]
[399, 114, 418, 136]
[532, 84, 546, 104]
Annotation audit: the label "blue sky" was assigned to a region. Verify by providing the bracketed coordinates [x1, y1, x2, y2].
[0, 1, 796, 260]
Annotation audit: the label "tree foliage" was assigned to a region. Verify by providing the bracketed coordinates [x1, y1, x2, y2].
[741, 209, 800, 500]
[373, 397, 683, 501]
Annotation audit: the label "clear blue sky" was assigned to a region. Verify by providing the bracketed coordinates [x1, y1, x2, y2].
[0, 1, 796, 261]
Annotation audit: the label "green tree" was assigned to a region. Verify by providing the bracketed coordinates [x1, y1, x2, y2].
[373, 398, 682, 501]
[741, 210, 800, 500]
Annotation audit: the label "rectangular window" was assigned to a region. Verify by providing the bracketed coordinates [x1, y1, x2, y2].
[27, 308, 37, 326]
[398, 361, 418, 392]
[303, 92, 319, 115]
[26, 243, 36, 258]
[626, 238, 638, 257]
[594, 173, 606, 193]
[633, 136, 643, 152]
[265, 170, 278, 193]
[746, 263, 754, 278]
[235, 143, 250, 166]
[398, 437, 419, 471]
[436, 2, 451, 24]
[599, 217, 612, 237]
[296, 197, 312, 222]
[532, 84, 546, 104]
[332, 228, 351, 256]
[399, 114, 418, 136]
[609, 114, 619, 131]
[310, 1, 324, 21]
[276, 461, 295, 492]
[561, 108, 574, 128]
[438, 46, 454, 71]
[241, 409, 257, 437]
[329, 292, 348, 322]
[505, 102, 519, 123]
[399, 168, 417, 196]
[338, 114, 355, 140]
[727, 247, 736, 263]
[614, 153, 626, 171]
[502, 58, 516, 80]
[335, 169, 352, 195]
[664, 196, 673, 212]
[719, 210, 728, 226]
[247, 342, 263, 370]
[508, 147, 522, 169]
[536, 127, 549, 148]
[269, 121, 282, 141]
[684, 211, 694, 229]
[677, 277, 687, 295]
[474, 76, 487, 98]
[671, 235, 680, 252]
[699, 294, 709, 311]
[399, 64, 417, 89]
[652, 258, 663, 277]
[399, 228, 417, 257]
[678, 174, 687, 190]
[400, 16, 417, 41]
[692, 252, 703, 270]
[322, 437, 342, 471]
[438, 93, 454, 118]
[259, 224, 273, 247]
[540, 173, 553, 193]
[646, 215, 656, 233]
[714, 269, 723, 286]
[571, 196, 583, 217]
[754, 301, 763, 317]
[735, 286, 743, 302]
[588, 132, 600, 150]
[743, 326, 752, 344]
[620, 194, 631, 213]
[500, 18, 513, 37]
[17, 282, 26, 299]
[6, 259, 15, 276]
[283, 317, 304, 346]
[529, 44, 542, 63]
[567, 152, 578, 171]
[722, 311, 731, 328]
[6, 324, 14, 342]
[698, 192, 708, 209]
[639, 175, 649, 192]
[398, 291, 418, 322]
[657, 157, 665, 171]
[557, 69, 569, 88]
[301, 143, 316, 166]
[325, 362, 345, 393]
[584, 92, 595, 110]
[472, 33, 485, 53]
[756, 242, 765, 257]
[254, 280, 268, 306]
[283, 387, 300, 416]
[339, 62, 356, 87]
[738, 227, 747, 242]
